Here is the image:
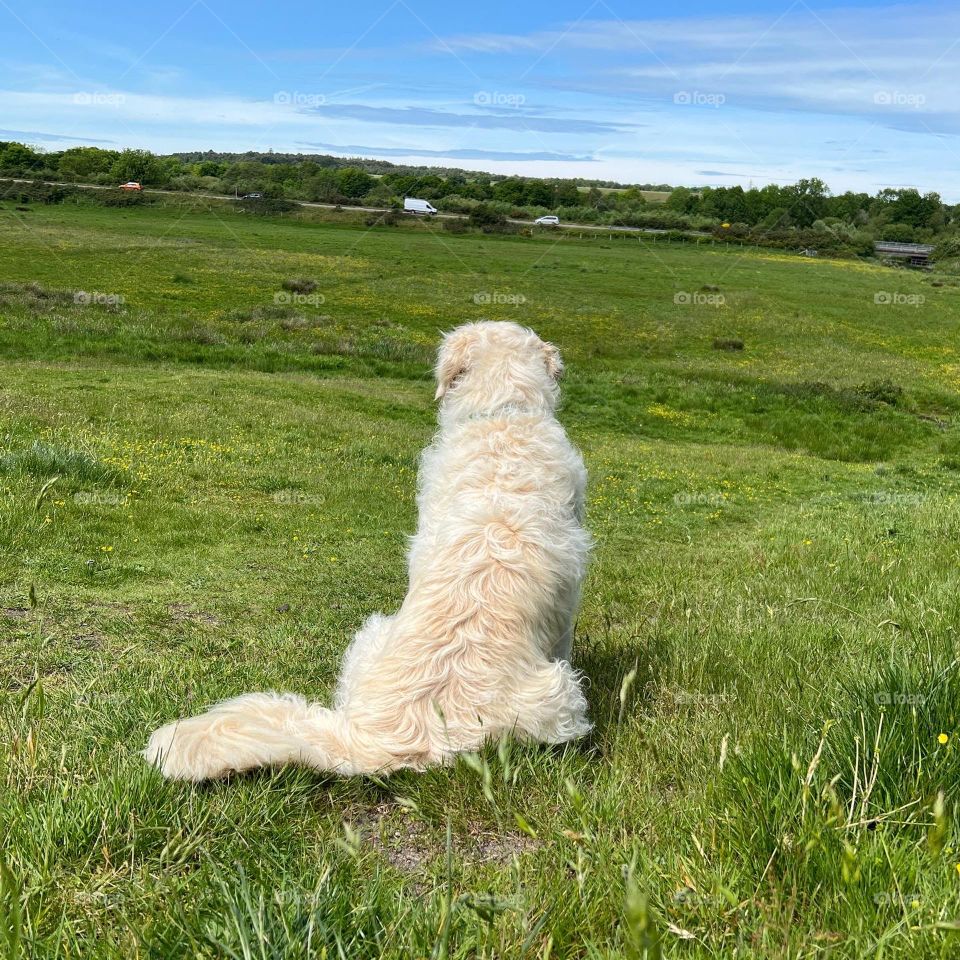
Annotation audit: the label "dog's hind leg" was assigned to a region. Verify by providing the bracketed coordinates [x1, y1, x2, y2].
[144, 692, 390, 782]
[509, 658, 592, 746]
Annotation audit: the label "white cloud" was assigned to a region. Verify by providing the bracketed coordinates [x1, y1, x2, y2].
[434, 5, 960, 130]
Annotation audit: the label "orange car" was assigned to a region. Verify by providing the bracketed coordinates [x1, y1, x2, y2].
[119, 181, 142, 191]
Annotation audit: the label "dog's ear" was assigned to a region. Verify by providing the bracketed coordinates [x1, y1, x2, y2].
[434, 330, 472, 400]
[542, 341, 563, 380]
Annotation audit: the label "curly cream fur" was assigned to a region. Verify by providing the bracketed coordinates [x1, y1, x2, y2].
[144, 321, 591, 781]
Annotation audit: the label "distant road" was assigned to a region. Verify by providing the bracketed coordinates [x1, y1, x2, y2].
[1, 177, 709, 238]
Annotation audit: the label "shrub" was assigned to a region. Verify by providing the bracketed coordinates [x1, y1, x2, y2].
[468, 204, 507, 230]
[228, 304, 302, 323]
[879, 223, 917, 243]
[855, 378, 904, 407]
[236, 198, 295, 215]
[607, 208, 705, 231]
[281, 278, 317, 294]
[776, 378, 907, 413]
[0, 182, 83, 204]
[279, 315, 312, 331]
[435, 195, 480, 215]
[363, 210, 401, 227]
[931, 236, 960, 264]
[100, 191, 152, 207]
[24, 282, 76, 303]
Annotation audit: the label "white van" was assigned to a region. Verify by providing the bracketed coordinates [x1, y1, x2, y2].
[404, 197, 437, 215]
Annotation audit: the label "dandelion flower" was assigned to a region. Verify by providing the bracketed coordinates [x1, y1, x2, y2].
[938, 733, 949, 745]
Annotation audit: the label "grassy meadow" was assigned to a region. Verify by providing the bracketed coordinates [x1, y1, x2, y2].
[2, 197, 960, 958]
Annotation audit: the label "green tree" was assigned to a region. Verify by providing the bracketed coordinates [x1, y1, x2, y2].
[304, 169, 341, 202]
[665, 186, 697, 214]
[493, 177, 528, 205]
[336, 167, 375, 198]
[459, 179, 494, 201]
[525, 179, 555, 207]
[786, 178, 829, 228]
[0, 141, 43, 172]
[554, 181, 581, 206]
[196, 160, 227, 177]
[110, 149, 164, 185]
[879, 222, 917, 242]
[57, 147, 117, 180]
[887, 190, 943, 229]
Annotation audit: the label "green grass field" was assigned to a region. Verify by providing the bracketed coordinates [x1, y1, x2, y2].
[2, 198, 960, 958]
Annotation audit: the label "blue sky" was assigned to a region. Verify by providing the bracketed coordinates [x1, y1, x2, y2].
[3, 0, 959, 198]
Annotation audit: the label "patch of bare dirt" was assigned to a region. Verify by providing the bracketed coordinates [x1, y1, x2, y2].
[72, 630, 106, 650]
[89, 600, 135, 615]
[4, 660, 74, 691]
[168, 603, 221, 626]
[371, 815, 433, 874]
[353, 803, 540, 878]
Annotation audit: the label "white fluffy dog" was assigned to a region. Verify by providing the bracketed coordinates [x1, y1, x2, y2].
[145, 321, 591, 781]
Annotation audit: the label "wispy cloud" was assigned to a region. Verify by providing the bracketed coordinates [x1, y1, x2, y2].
[433, 5, 960, 133]
[0, 127, 112, 143]
[300, 103, 634, 135]
[297, 140, 593, 161]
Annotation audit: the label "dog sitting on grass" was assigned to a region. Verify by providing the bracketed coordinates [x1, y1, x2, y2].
[145, 321, 592, 781]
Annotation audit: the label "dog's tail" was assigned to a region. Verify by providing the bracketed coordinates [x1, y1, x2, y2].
[144, 692, 377, 782]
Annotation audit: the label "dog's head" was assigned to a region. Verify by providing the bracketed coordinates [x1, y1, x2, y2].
[434, 321, 563, 420]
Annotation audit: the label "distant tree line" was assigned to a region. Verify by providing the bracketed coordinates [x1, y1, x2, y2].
[665, 179, 951, 246]
[1, 141, 956, 257]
